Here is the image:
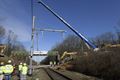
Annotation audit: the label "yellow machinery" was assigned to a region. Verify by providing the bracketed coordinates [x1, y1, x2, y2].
[60, 51, 77, 62]
[105, 44, 120, 48]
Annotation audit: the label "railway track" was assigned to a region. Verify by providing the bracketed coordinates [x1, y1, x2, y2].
[43, 68, 72, 80]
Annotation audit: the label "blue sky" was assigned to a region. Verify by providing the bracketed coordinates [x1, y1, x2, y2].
[0, 0, 120, 61]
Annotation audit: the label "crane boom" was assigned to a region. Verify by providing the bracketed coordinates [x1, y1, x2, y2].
[38, 0, 99, 51]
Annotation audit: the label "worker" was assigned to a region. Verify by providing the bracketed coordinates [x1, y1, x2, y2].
[20, 63, 28, 80]
[49, 61, 53, 67]
[0, 62, 5, 80]
[4, 60, 14, 80]
[18, 62, 22, 78]
[53, 61, 56, 66]
[18, 63, 22, 72]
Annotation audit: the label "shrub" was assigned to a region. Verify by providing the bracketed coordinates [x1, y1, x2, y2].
[69, 47, 120, 80]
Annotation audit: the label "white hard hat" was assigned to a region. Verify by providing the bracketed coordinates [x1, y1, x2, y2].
[8, 60, 12, 63]
[20, 62, 22, 65]
[0, 62, 4, 65]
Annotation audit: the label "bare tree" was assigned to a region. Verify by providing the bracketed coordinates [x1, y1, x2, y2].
[115, 20, 120, 43]
[115, 27, 120, 44]
[0, 26, 6, 43]
[92, 32, 116, 47]
[6, 30, 18, 56]
[52, 35, 88, 55]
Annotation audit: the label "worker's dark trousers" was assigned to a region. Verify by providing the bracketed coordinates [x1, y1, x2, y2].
[4, 74, 11, 80]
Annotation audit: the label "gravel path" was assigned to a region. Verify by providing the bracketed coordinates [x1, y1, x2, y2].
[27, 68, 51, 80]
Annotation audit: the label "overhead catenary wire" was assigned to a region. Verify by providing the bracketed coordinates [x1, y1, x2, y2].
[35, 28, 66, 33]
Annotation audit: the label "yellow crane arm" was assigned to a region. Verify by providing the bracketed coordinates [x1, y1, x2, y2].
[61, 51, 77, 60]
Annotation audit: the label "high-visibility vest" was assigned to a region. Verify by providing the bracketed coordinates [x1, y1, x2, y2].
[0, 66, 5, 74]
[18, 64, 22, 71]
[54, 61, 56, 65]
[4, 64, 14, 74]
[50, 61, 53, 65]
[21, 66, 28, 75]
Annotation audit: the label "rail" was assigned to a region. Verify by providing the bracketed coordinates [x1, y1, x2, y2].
[43, 68, 72, 80]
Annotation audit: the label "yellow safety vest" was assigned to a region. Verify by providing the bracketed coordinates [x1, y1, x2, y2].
[4, 64, 14, 74]
[50, 61, 52, 65]
[0, 66, 5, 74]
[21, 66, 28, 75]
[54, 61, 56, 65]
[18, 64, 22, 71]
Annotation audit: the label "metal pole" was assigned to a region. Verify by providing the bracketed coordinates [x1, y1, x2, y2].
[29, 16, 35, 75]
[38, 0, 97, 50]
[36, 32, 39, 51]
[29, 47, 32, 75]
[29, 0, 33, 75]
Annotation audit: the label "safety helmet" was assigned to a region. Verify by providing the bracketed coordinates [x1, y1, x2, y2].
[20, 62, 22, 65]
[0, 62, 4, 65]
[23, 63, 27, 66]
[8, 60, 12, 63]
